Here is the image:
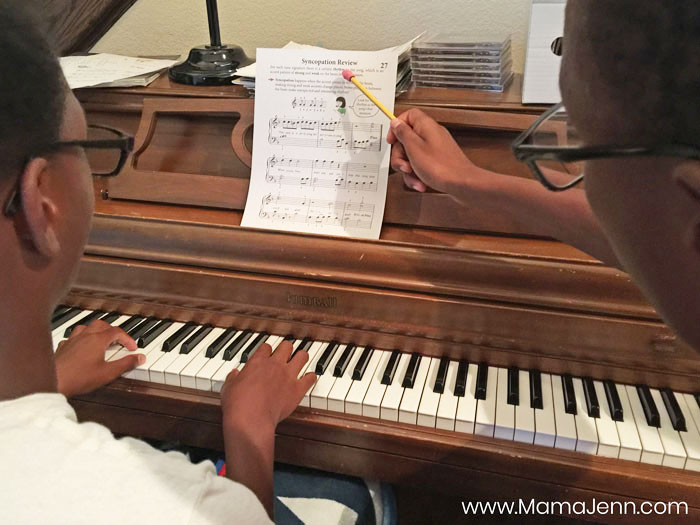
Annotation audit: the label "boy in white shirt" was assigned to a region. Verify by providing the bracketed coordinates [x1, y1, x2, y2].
[0, 3, 316, 523]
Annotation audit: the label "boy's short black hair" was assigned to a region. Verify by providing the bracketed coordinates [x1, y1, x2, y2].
[0, 1, 66, 182]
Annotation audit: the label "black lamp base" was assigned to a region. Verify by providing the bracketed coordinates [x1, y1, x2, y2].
[168, 44, 252, 85]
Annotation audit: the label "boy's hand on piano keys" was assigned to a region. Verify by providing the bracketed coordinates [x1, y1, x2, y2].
[220, 340, 317, 432]
[386, 108, 488, 195]
[54, 320, 142, 397]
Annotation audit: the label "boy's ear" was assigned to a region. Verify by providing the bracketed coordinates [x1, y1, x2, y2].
[673, 161, 700, 253]
[674, 161, 700, 201]
[16, 157, 60, 258]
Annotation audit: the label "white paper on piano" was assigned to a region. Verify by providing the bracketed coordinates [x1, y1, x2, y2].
[522, 0, 566, 104]
[241, 48, 397, 239]
[59, 54, 176, 89]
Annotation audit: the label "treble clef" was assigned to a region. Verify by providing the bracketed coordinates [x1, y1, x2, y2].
[268, 155, 277, 168]
[263, 193, 273, 206]
[271, 116, 279, 128]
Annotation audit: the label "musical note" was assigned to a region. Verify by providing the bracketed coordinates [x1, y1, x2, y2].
[264, 156, 379, 191]
[267, 116, 382, 152]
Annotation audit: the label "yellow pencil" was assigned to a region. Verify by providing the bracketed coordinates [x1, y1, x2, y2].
[342, 69, 397, 120]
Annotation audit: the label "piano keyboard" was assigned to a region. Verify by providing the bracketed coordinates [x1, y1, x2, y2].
[52, 307, 700, 472]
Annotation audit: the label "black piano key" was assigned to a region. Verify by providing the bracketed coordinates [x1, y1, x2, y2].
[117, 315, 145, 334]
[334, 344, 357, 377]
[379, 349, 401, 385]
[316, 341, 342, 376]
[100, 312, 121, 325]
[238, 331, 266, 363]
[603, 380, 624, 422]
[283, 334, 295, 342]
[402, 353, 422, 388]
[162, 322, 197, 352]
[660, 388, 686, 432]
[290, 337, 314, 360]
[51, 305, 72, 323]
[529, 369, 543, 409]
[561, 374, 577, 415]
[206, 328, 238, 358]
[50, 308, 82, 330]
[433, 356, 450, 393]
[475, 363, 489, 400]
[240, 332, 269, 362]
[137, 320, 173, 348]
[454, 360, 468, 397]
[507, 366, 519, 406]
[180, 325, 213, 354]
[222, 330, 254, 361]
[636, 385, 660, 427]
[128, 317, 159, 340]
[64, 310, 105, 337]
[582, 377, 600, 418]
[352, 346, 374, 380]
[695, 393, 700, 411]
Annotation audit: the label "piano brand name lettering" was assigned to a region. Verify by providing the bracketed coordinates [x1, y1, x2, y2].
[287, 293, 337, 309]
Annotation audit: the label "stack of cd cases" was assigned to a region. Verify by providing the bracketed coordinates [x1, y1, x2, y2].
[410, 32, 513, 92]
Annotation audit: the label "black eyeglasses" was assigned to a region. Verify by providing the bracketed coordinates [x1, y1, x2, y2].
[3, 125, 134, 217]
[511, 102, 700, 191]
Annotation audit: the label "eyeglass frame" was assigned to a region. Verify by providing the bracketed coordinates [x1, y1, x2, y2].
[511, 102, 700, 191]
[2, 124, 134, 217]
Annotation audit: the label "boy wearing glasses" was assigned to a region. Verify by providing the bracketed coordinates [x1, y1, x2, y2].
[388, 0, 700, 353]
[0, 3, 316, 523]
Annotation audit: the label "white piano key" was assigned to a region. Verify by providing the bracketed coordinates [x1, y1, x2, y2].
[212, 335, 283, 393]
[195, 330, 246, 391]
[163, 328, 222, 387]
[51, 309, 94, 350]
[345, 349, 383, 416]
[398, 355, 431, 425]
[362, 350, 392, 418]
[436, 360, 460, 431]
[380, 353, 411, 422]
[124, 322, 185, 381]
[682, 394, 700, 435]
[474, 365, 498, 437]
[534, 373, 556, 448]
[179, 327, 226, 389]
[310, 344, 348, 410]
[148, 327, 200, 384]
[417, 358, 442, 428]
[551, 374, 577, 451]
[494, 367, 515, 441]
[101, 315, 133, 361]
[327, 346, 365, 413]
[592, 380, 621, 458]
[514, 370, 535, 444]
[613, 384, 642, 462]
[650, 388, 687, 469]
[301, 342, 330, 407]
[675, 393, 700, 472]
[624, 384, 664, 465]
[455, 363, 478, 434]
[572, 378, 599, 455]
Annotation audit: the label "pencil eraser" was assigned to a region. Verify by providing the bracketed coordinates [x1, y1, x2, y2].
[342, 69, 355, 81]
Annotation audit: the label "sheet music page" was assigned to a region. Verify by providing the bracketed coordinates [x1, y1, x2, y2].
[241, 48, 398, 239]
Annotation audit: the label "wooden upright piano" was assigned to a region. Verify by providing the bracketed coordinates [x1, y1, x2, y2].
[51, 6, 700, 522]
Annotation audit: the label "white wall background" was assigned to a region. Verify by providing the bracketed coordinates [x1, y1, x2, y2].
[93, 0, 533, 73]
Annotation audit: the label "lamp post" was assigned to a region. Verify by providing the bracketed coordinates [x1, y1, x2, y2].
[169, 0, 252, 85]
